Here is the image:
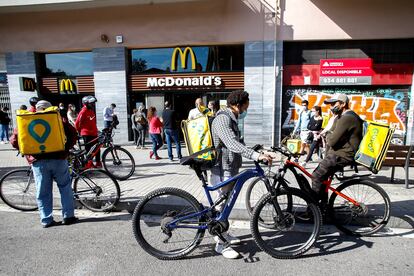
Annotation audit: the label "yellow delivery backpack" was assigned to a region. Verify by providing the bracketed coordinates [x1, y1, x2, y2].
[181, 105, 215, 161]
[16, 106, 66, 155]
[286, 139, 301, 154]
[354, 121, 395, 174]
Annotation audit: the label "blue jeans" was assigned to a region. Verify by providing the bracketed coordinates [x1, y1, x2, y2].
[32, 159, 75, 225]
[0, 124, 9, 141]
[150, 133, 163, 157]
[164, 129, 182, 160]
[104, 120, 112, 129]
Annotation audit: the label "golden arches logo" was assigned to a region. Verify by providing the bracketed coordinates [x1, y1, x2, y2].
[59, 79, 75, 92]
[24, 79, 35, 91]
[171, 47, 196, 71]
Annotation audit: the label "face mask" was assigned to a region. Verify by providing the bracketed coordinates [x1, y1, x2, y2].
[330, 105, 343, 115]
[239, 110, 247, 120]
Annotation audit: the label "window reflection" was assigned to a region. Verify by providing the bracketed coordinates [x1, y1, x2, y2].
[43, 52, 93, 77]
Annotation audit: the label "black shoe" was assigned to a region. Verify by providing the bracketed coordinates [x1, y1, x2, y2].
[62, 217, 79, 225]
[42, 220, 59, 228]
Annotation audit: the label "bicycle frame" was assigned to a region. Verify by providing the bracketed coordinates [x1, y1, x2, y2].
[167, 162, 269, 230]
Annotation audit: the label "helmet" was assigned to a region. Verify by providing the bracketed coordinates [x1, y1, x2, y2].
[29, 97, 40, 107]
[82, 96, 97, 105]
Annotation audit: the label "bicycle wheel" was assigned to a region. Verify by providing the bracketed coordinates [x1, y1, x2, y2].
[102, 147, 135, 180]
[328, 179, 391, 236]
[251, 188, 321, 259]
[132, 187, 206, 260]
[73, 169, 120, 212]
[0, 168, 38, 211]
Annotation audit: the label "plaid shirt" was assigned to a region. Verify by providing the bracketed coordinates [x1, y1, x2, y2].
[211, 108, 260, 177]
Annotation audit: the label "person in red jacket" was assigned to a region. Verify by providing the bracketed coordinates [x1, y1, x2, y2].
[75, 96, 101, 168]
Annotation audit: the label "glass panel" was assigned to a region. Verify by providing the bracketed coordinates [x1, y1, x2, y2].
[44, 52, 93, 77]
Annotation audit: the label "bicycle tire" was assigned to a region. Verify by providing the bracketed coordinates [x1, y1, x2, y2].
[328, 179, 391, 236]
[251, 188, 321, 259]
[73, 169, 120, 212]
[102, 147, 135, 180]
[0, 168, 38, 211]
[132, 187, 206, 260]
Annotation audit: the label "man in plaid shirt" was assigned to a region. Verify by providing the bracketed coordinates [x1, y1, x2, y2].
[210, 90, 274, 259]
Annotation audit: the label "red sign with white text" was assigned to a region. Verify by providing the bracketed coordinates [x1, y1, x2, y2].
[320, 58, 373, 77]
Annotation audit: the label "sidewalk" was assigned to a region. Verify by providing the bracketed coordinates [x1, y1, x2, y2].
[1, 142, 413, 229]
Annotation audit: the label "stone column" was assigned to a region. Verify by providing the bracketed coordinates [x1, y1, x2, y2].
[93, 47, 129, 144]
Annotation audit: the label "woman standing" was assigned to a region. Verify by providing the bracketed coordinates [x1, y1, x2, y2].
[147, 106, 163, 160]
[136, 105, 148, 149]
[67, 104, 78, 127]
[301, 106, 323, 167]
[131, 109, 139, 148]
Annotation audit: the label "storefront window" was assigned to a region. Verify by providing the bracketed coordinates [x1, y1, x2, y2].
[130, 45, 243, 74]
[42, 52, 93, 77]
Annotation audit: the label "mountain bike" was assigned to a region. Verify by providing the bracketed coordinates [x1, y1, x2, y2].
[132, 146, 321, 260]
[78, 127, 135, 180]
[245, 146, 391, 236]
[0, 149, 121, 212]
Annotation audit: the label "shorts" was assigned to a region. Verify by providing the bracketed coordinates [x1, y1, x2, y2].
[300, 131, 311, 144]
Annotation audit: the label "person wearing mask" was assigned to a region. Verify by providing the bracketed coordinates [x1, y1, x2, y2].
[131, 108, 140, 148]
[208, 100, 218, 115]
[161, 101, 182, 161]
[311, 94, 363, 199]
[103, 103, 116, 129]
[147, 106, 163, 160]
[0, 106, 11, 144]
[67, 104, 77, 127]
[28, 97, 39, 112]
[75, 96, 101, 168]
[301, 106, 323, 167]
[136, 105, 148, 149]
[293, 99, 312, 161]
[58, 102, 68, 122]
[210, 90, 275, 259]
[10, 100, 78, 228]
[188, 98, 204, 120]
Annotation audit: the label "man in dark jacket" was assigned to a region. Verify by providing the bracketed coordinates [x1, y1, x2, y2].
[161, 101, 182, 161]
[312, 94, 363, 196]
[11, 100, 78, 228]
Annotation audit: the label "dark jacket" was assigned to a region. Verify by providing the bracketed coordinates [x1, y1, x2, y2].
[0, 110, 10, 125]
[327, 110, 363, 161]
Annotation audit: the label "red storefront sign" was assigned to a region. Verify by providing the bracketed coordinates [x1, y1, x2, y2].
[319, 58, 373, 85]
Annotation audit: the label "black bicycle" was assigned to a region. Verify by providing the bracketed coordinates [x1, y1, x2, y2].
[0, 150, 121, 212]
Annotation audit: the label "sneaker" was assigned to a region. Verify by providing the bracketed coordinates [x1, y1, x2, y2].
[62, 216, 79, 225]
[215, 242, 240, 259]
[95, 161, 103, 168]
[214, 233, 241, 245]
[155, 156, 162, 160]
[149, 151, 154, 159]
[0, 141, 4, 144]
[135, 145, 139, 149]
[169, 158, 174, 161]
[42, 220, 59, 228]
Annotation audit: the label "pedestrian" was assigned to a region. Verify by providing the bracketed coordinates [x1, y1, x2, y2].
[136, 105, 148, 149]
[103, 103, 116, 129]
[59, 102, 68, 122]
[210, 90, 274, 259]
[67, 104, 77, 127]
[188, 98, 204, 120]
[147, 106, 163, 160]
[131, 108, 139, 148]
[28, 97, 39, 112]
[208, 100, 218, 115]
[293, 99, 312, 161]
[19, 105, 27, 110]
[10, 100, 79, 228]
[0, 106, 11, 144]
[301, 106, 323, 167]
[311, 94, 363, 201]
[75, 96, 101, 168]
[162, 101, 182, 161]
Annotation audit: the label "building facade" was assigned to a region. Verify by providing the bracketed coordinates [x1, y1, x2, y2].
[0, 0, 413, 145]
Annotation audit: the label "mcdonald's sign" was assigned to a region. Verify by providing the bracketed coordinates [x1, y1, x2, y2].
[59, 79, 76, 93]
[19, 77, 36, 92]
[171, 47, 197, 71]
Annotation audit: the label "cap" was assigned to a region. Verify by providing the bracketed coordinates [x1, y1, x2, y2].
[324, 94, 349, 105]
[35, 100, 52, 111]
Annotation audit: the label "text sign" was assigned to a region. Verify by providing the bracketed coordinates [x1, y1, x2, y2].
[320, 58, 373, 85]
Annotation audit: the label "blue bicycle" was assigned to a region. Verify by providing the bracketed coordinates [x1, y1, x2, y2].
[132, 146, 322, 259]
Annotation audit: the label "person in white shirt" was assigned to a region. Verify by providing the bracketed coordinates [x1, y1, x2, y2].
[188, 98, 204, 120]
[103, 103, 116, 128]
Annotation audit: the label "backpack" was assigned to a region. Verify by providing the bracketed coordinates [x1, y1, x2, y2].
[136, 114, 147, 125]
[16, 106, 67, 155]
[346, 112, 395, 174]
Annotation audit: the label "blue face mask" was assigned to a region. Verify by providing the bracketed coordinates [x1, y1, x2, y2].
[239, 110, 248, 120]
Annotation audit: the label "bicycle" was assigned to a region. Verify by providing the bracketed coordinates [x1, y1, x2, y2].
[132, 146, 322, 260]
[0, 149, 121, 212]
[245, 146, 391, 236]
[78, 127, 135, 180]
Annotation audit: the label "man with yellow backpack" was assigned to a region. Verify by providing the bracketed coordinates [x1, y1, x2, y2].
[11, 100, 78, 228]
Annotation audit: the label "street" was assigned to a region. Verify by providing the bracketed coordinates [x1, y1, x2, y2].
[1, 206, 413, 276]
